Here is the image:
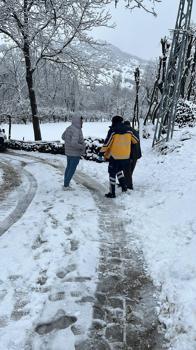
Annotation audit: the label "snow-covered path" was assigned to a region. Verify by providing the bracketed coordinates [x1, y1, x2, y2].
[0, 152, 100, 349]
[74, 172, 162, 349]
[0, 152, 162, 350]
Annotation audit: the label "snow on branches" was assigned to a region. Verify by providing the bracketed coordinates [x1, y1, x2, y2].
[114, 0, 161, 16]
[175, 99, 196, 128]
[0, 0, 113, 140]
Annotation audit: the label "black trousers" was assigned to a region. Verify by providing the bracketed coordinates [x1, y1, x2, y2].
[123, 158, 137, 189]
[108, 158, 129, 194]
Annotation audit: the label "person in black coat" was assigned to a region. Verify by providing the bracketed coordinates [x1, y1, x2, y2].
[123, 120, 142, 190]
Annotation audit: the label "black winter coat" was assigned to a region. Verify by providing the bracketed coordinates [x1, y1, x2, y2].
[129, 127, 142, 160]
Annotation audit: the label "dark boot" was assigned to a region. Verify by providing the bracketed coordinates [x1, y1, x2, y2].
[122, 187, 127, 192]
[105, 184, 116, 198]
[119, 177, 127, 192]
[127, 175, 133, 190]
[105, 192, 116, 198]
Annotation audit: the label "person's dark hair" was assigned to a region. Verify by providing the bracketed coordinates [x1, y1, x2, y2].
[124, 120, 131, 126]
[112, 115, 123, 125]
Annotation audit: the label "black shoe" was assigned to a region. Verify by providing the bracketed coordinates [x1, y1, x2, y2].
[122, 187, 127, 192]
[105, 192, 116, 198]
[127, 186, 133, 190]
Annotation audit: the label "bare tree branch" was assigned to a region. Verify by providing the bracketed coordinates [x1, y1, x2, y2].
[115, 0, 161, 16]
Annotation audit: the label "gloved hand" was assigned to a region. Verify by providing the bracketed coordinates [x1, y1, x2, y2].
[97, 155, 104, 163]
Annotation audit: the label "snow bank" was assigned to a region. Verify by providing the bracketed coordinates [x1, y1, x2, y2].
[120, 131, 196, 350]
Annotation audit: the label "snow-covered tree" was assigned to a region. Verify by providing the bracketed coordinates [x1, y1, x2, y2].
[143, 37, 170, 125]
[0, 0, 162, 138]
[0, 0, 112, 139]
[114, 0, 161, 15]
[0, 46, 30, 120]
[139, 60, 157, 117]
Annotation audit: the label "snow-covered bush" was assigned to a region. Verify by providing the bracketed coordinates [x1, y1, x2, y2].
[7, 140, 64, 154]
[175, 99, 196, 128]
[83, 138, 104, 161]
[7, 137, 104, 161]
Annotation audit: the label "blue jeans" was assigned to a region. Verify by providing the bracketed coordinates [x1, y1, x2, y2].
[64, 156, 80, 187]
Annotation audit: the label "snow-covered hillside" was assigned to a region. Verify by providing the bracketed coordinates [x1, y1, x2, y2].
[80, 41, 150, 88]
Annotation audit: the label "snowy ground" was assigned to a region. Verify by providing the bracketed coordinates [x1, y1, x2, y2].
[2, 122, 110, 141]
[0, 154, 100, 349]
[0, 121, 196, 350]
[80, 127, 196, 350]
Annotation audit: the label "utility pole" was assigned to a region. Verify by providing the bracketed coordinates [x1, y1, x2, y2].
[152, 0, 193, 147]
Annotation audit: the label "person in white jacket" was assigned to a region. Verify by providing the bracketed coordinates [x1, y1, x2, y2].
[61, 116, 85, 189]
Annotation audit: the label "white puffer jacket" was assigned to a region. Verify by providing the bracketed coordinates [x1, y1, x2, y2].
[61, 116, 85, 157]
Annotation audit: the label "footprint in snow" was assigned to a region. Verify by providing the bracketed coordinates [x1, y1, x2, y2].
[70, 239, 79, 251]
[0, 316, 8, 328]
[48, 291, 65, 302]
[56, 263, 77, 279]
[64, 226, 73, 236]
[0, 289, 7, 301]
[66, 213, 74, 221]
[35, 314, 77, 334]
[43, 206, 53, 213]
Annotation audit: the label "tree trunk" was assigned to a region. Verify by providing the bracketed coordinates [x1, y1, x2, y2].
[23, 4, 41, 141]
[144, 38, 169, 125]
[8, 115, 11, 139]
[144, 57, 162, 125]
[24, 50, 41, 140]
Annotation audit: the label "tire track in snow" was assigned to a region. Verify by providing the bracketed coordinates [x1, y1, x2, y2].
[0, 159, 37, 237]
[0, 160, 21, 202]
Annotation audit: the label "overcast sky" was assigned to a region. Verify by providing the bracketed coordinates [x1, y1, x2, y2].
[93, 0, 196, 60]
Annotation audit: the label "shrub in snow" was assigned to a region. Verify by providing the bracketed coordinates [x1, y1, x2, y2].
[7, 137, 104, 161]
[142, 127, 151, 139]
[83, 138, 104, 161]
[175, 100, 196, 128]
[158, 143, 183, 155]
[142, 123, 155, 139]
[7, 140, 65, 154]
